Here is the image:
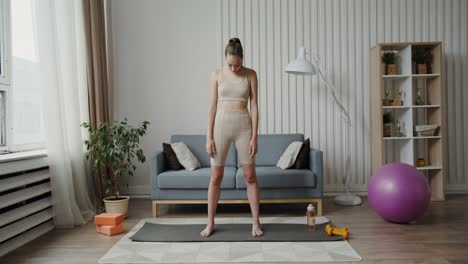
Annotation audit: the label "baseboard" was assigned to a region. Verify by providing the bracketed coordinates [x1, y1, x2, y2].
[121, 185, 150, 196]
[324, 184, 368, 193]
[446, 184, 468, 194]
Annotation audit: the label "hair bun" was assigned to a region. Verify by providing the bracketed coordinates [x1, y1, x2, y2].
[229, 38, 241, 44]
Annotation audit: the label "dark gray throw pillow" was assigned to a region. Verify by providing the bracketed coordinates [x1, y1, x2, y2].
[162, 143, 184, 170]
[292, 138, 310, 169]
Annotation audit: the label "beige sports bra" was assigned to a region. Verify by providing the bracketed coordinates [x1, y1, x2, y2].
[217, 67, 250, 101]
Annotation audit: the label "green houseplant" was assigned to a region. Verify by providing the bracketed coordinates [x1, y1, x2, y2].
[412, 47, 429, 74]
[383, 112, 394, 137]
[382, 51, 398, 75]
[82, 119, 149, 216]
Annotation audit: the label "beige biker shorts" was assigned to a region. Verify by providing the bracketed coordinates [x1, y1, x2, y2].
[210, 108, 255, 166]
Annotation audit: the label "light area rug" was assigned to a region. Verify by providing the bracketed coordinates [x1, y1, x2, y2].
[99, 216, 362, 263]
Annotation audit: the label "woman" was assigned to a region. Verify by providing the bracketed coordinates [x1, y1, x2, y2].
[201, 38, 263, 237]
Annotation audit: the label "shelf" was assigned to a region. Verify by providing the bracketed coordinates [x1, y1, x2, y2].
[412, 105, 441, 108]
[416, 166, 442, 170]
[412, 74, 440, 79]
[372, 42, 445, 201]
[414, 136, 441, 139]
[383, 106, 411, 109]
[382, 75, 410, 79]
[383, 137, 412, 140]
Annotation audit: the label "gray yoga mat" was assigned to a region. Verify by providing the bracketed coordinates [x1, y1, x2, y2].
[129, 222, 344, 242]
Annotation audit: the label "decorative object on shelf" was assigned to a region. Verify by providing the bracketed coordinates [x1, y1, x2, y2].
[285, 46, 362, 206]
[415, 86, 425, 105]
[395, 119, 406, 137]
[82, 119, 150, 216]
[394, 87, 403, 106]
[368, 163, 431, 223]
[383, 112, 394, 137]
[391, 87, 403, 106]
[416, 158, 427, 167]
[382, 51, 398, 75]
[415, 124, 439, 136]
[412, 47, 430, 74]
[382, 99, 393, 106]
[382, 88, 393, 106]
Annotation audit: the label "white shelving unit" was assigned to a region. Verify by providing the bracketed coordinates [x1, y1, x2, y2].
[370, 42, 446, 201]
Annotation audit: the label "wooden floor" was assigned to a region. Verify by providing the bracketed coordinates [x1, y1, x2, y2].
[1, 195, 468, 264]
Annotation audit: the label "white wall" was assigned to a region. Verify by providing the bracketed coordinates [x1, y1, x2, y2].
[110, 0, 468, 195]
[110, 0, 220, 194]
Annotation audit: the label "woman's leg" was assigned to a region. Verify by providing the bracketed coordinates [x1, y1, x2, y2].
[200, 165, 225, 237]
[242, 164, 264, 237]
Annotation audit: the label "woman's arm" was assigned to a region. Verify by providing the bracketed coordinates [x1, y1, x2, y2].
[207, 70, 218, 141]
[249, 70, 259, 141]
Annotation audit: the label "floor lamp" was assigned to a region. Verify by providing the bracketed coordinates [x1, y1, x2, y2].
[285, 47, 362, 206]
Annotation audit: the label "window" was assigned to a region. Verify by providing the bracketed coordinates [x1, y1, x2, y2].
[0, 0, 10, 153]
[0, 0, 45, 154]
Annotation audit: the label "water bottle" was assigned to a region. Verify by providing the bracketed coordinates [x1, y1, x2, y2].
[306, 204, 316, 230]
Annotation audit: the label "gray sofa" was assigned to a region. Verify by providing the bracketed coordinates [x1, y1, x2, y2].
[150, 133, 323, 217]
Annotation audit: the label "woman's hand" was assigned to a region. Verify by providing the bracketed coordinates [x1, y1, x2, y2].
[249, 138, 258, 158]
[206, 138, 216, 158]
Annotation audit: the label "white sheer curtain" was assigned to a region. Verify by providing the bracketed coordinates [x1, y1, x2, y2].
[34, 0, 95, 227]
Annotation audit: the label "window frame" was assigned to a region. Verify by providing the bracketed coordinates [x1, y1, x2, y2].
[0, 0, 11, 153]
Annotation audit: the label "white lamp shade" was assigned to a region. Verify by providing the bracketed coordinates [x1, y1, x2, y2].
[284, 47, 316, 75]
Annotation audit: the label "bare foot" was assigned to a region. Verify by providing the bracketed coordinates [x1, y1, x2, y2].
[200, 225, 214, 237]
[252, 223, 264, 237]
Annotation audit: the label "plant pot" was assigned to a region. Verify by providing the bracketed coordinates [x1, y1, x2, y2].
[417, 64, 427, 74]
[383, 124, 392, 137]
[386, 64, 397, 75]
[103, 196, 130, 217]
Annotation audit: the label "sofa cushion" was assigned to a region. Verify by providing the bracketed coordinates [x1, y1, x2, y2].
[172, 135, 237, 167]
[237, 134, 304, 167]
[158, 167, 236, 189]
[236, 166, 316, 189]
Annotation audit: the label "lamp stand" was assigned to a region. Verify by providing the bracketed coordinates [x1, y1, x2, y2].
[309, 55, 362, 206]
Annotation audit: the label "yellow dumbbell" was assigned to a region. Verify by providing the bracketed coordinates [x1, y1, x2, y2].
[325, 224, 349, 240]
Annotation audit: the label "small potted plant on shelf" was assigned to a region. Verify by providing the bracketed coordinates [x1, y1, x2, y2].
[412, 47, 430, 74]
[383, 112, 394, 137]
[81, 119, 150, 216]
[382, 51, 398, 75]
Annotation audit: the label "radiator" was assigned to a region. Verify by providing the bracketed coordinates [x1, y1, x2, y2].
[0, 157, 54, 257]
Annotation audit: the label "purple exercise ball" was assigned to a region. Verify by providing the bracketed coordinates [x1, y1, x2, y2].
[368, 162, 431, 223]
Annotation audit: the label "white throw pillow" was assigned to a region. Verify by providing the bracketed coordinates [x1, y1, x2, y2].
[276, 141, 304, 170]
[171, 142, 201, 171]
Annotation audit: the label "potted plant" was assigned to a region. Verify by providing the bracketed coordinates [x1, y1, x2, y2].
[383, 112, 394, 137]
[81, 119, 150, 216]
[412, 47, 429, 74]
[382, 51, 398, 75]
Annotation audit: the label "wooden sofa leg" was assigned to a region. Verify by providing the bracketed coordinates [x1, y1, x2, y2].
[316, 199, 323, 216]
[152, 201, 158, 218]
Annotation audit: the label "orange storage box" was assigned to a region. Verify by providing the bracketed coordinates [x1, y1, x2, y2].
[96, 223, 124, 236]
[94, 213, 125, 226]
